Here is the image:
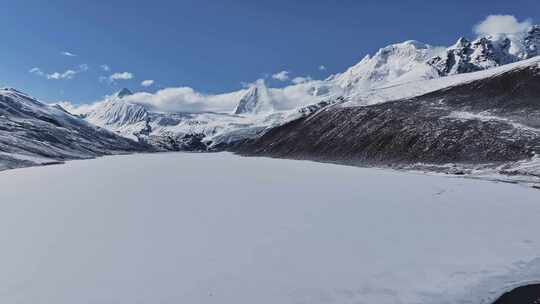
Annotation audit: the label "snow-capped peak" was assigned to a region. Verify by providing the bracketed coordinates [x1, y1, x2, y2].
[83, 90, 148, 135]
[234, 80, 274, 115]
[428, 24, 540, 76]
[452, 37, 470, 48]
[328, 40, 441, 93]
[524, 25, 540, 58]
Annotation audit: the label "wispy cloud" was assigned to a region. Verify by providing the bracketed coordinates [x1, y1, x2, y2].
[272, 70, 290, 81]
[474, 15, 532, 37]
[29, 67, 45, 76]
[29, 64, 88, 80]
[99, 71, 135, 84]
[61, 51, 77, 57]
[292, 76, 313, 84]
[318, 65, 327, 71]
[141, 79, 154, 87]
[100, 64, 110, 72]
[109, 72, 134, 81]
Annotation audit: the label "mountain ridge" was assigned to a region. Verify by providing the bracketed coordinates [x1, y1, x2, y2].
[0, 88, 149, 171]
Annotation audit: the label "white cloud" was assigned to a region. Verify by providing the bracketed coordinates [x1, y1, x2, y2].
[47, 70, 77, 80]
[67, 76, 331, 115]
[109, 72, 134, 82]
[61, 51, 77, 57]
[292, 76, 313, 84]
[141, 80, 154, 87]
[269, 81, 327, 110]
[272, 70, 290, 81]
[474, 15, 532, 37]
[100, 65, 110, 72]
[123, 87, 244, 113]
[122, 79, 325, 113]
[319, 65, 327, 71]
[29, 64, 88, 80]
[29, 67, 45, 77]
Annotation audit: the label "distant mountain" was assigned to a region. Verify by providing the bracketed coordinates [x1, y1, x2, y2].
[82, 88, 150, 139]
[428, 25, 540, 76]
[0, 88, 149, 171]
[234, 80, 274, 115]
[75, 88, 308, 151]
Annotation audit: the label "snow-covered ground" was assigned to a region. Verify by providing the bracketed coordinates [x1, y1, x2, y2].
[0, 152, 539, 304]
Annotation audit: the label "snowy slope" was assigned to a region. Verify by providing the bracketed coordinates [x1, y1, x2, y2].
[78, 89, 151, 141]
[0, 152, 539, 304]
[344, 55, 540, 107]
[0, 88, 147, 171]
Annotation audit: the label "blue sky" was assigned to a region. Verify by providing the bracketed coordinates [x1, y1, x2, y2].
[0, 0, 538, 104]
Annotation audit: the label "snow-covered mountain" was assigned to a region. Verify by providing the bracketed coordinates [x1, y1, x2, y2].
[82, 88, 150, 138]
[62, 23, 540, 154]
[234, 80, 275, 115]
[428, 25, 540, 76]
[328, 40, 442, 93]
[0, 88, 148, 171]
[77, 88, 160, 142]
[72, 87, 319, 151]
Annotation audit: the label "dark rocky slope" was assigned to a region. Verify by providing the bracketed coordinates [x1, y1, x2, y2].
[232, 64, 540, 170]
[0, 88, 151, 171]
[492, 284, 540, 304]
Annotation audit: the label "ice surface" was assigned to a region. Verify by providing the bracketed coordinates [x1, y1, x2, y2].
[0, 152, 538, 304]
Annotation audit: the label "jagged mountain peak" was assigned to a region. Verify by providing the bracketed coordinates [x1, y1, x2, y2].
[234, 80, 274, 115]
[116, 88, 133, 98]
[428, 25, 540, 77]
[453, 37, 470, 48]
[525, 25, 540, 58]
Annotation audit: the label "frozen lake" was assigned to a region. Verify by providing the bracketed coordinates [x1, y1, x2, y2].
[0, 152, 539, 304]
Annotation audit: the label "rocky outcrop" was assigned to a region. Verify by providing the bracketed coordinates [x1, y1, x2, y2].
[428, 25, 540, 77]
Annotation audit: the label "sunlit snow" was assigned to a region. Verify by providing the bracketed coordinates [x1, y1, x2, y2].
[0, 152, 539, 304]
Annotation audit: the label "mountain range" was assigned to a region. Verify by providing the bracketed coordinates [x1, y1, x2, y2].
[2, 24, 540, 185]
